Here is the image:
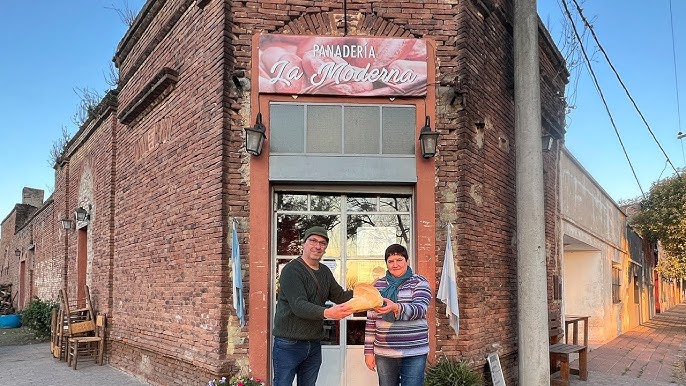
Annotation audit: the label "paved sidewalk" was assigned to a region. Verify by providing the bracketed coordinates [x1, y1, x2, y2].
[567, 303, 686, 385]
[3, 305, 686, 385]
[0, 342, 148, 385]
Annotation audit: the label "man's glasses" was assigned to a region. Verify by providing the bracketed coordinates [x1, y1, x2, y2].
[307, 238, 328, 247]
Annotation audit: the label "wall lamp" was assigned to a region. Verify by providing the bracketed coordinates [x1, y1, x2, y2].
[245, 112, 267, 156]
[418, 116, 440, 159]
[14, 249, 21, 257]
[75, 206, 90, 222]
[61, 218, 74, 230]
[542, 134, 554, 152]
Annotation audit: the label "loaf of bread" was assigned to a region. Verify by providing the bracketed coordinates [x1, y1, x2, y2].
[343, 283, 383, 312]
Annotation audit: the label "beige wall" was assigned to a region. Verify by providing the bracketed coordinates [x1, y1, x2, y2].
[560, 149, 641, 345]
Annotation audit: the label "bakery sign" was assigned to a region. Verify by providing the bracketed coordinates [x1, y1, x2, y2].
[258, 34, 428, 96]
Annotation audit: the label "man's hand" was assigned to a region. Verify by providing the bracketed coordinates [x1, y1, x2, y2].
[323, 304, 354, 320]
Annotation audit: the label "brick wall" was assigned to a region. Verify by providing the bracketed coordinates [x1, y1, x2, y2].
[0, 196, 61, 308]
[112, 1, 234, 384]
[0, 0, 567, 385]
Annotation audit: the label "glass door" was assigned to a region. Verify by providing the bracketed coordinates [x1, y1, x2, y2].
[272, 191, 412, 386]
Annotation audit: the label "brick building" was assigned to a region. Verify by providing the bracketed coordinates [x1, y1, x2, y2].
[0, 0, 569, 385]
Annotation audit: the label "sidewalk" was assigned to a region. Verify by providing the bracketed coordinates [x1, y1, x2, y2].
[2, 305, 685, 386]
[568, 303, 686, 385]
[0, 342, 148, 386]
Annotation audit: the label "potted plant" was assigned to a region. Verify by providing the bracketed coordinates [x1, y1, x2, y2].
[425, 357, 484, 386]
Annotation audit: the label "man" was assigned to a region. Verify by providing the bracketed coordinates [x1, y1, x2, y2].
[272, 226, 354, 386]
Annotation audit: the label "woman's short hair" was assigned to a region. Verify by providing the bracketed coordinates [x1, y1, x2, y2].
[384, 244, 408, 261]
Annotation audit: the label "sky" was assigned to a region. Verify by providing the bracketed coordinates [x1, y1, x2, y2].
[0, 1, 684, 219]
[0, 1, 145, 219]
[537, 0, 686, 203]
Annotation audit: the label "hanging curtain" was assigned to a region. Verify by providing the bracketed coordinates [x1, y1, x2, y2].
[437, 224, 459, 336]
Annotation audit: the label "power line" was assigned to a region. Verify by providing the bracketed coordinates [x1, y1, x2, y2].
[560, 0, 646, 197]
[570, 0, 681, 178]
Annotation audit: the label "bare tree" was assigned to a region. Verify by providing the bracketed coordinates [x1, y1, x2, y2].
[105, 62, 119, 88]
[542, 0, 598, 120]
[105, 0, 138, 27]
[48, 126, 72, 166]
[71, 87, 102, 128]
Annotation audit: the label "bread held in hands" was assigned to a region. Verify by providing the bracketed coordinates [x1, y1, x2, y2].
[342, 283, 383, 312]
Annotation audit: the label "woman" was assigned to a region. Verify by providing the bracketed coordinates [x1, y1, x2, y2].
[364, 244, 432, 386]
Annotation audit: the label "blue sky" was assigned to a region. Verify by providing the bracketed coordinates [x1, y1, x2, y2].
[538, 0, 686, 202]
[0, 1, 684, 219]
[0, 1, 145, 218]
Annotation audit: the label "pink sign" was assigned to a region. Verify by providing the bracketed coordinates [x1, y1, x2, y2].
[258, 35, 428, 96]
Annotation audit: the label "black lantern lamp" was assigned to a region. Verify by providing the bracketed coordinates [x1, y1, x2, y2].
[75, 207, 89, 222]
[418, 116, 440, 159]
[245, 112, 267, 156]
[14, 249, 21, 257]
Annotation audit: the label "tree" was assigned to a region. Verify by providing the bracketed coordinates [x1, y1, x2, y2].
[105, 0, 139, 27]
[630, 172, 686, 279]
[48, 126, 71, 166]
[71, 87, 102, 127]
[655, 255, 686, 280]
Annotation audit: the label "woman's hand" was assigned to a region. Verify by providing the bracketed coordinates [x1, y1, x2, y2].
[374, 298, 400, 316]
[365, 354, 376, 371]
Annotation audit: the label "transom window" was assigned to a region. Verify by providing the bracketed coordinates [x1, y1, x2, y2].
[269, 103, 416, 155]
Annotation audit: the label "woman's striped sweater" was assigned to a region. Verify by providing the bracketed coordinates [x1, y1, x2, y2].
[364, 274, 432, 358]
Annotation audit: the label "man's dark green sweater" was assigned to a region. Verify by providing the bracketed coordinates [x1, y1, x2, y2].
[272, 258, 353, 341]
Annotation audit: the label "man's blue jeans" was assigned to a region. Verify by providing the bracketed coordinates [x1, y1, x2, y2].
[272, 337, 322, 386]
[375, 354, 427, 386]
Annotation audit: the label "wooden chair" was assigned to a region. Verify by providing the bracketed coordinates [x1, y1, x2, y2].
[50, 307, 66, 359]
[549, 312, 588, 385]
[67, 313, 106, 369]
[55, 287, 95, 362]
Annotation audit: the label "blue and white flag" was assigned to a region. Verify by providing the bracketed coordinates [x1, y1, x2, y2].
[437, 224, 459, 336]
[232, 221, 245, 327]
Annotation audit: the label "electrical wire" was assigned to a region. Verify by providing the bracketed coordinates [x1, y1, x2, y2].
[570, 0, 681, 178]
[560, 0, 645, 197]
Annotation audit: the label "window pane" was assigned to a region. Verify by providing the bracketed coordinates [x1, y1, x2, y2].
[276, 193, 308, 211]
[346, 259, 386, 287]
[276, 214, 305, 255]
[379, 196, 411, 212]
[382, 106, 415, 154]
[311, 195, 340, 211]
[307, 105, 342, 153]
[346, 214, 411, 258]
[346, 319, 368, 345]
[270, 104, 304, 153]
[346, 196, 378, 212]
[344, 106, 380, 154]
[303, 215, 341, 256]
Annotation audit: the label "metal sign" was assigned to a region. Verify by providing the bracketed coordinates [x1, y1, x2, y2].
[487, 352, 506, 386]
[258, 34, 428, 96]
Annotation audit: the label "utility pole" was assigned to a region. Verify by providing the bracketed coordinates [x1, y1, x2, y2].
[514, 0, 551, 384]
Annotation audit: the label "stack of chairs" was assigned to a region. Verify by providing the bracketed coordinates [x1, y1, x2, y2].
[50, 286, 106, 369]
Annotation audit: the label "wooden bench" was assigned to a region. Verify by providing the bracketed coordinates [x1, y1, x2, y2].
[549, 312, 588, 385]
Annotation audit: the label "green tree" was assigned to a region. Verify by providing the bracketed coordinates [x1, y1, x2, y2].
[630, 172, 686, 279]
